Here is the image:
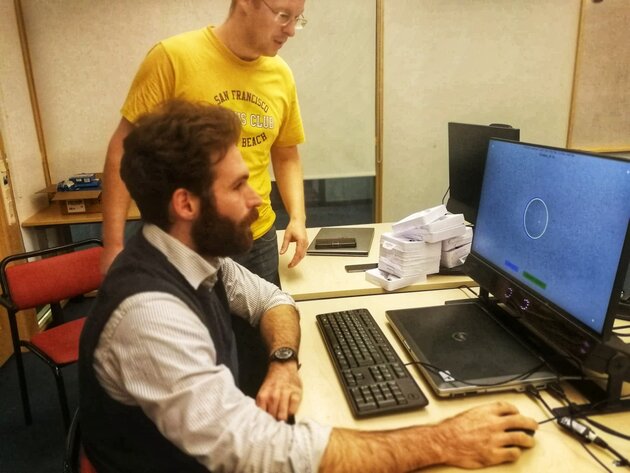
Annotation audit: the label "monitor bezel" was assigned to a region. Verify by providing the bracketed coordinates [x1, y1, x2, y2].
[464, 139, 630, 350]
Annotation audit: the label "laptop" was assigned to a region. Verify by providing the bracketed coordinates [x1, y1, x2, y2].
[306, 227, 375, 256]
[386, 301, 558, 397]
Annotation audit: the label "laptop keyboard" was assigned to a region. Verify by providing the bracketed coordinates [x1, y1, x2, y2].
[316, 308, 428, 418]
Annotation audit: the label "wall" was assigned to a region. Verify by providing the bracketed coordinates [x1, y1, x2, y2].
[0, 0, 583, 246]
[382, 0, 581, 221]
[0, 0, 47, 251]
[14, 0, 375, 182]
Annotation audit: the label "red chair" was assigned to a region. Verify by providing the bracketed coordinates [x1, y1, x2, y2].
[0, 239, 103, 431]
[63, 408, 98, 473]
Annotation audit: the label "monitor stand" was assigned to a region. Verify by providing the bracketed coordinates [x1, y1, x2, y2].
[447, 289, 630, 416]
[551, 338, 630, 417]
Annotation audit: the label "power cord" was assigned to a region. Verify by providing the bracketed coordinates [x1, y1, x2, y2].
[441, 186, 450, 205]
[525, 385, 630, 470]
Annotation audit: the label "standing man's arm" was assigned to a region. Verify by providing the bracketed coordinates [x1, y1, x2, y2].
[100, 117, 135, 275]
[271, 145, 308, 268]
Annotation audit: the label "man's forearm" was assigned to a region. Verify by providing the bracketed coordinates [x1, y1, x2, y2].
[271, 145, 306, 224]
[100, 118, 135, 274]
[102, 163, 132, 249]
[259, 304, 301, 354]
[320, 426, 441, 473]
[318, 402, 538, 472]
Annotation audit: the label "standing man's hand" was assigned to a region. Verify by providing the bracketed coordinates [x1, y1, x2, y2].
[271, 144, 307, 268]
[280, 221, 308, 268]
[280, 219, 308, 268]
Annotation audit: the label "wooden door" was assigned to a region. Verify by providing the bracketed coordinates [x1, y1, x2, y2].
[0, 132, 33, 366]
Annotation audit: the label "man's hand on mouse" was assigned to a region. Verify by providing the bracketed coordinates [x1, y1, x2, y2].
[433, 401, 538, 469]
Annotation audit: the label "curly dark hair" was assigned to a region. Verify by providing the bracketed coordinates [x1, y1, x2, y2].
[120, 99, 241, 230]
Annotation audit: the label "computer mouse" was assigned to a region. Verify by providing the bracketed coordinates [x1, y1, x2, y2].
[504, 428, 536, 448]
[506, 428, 536, 437]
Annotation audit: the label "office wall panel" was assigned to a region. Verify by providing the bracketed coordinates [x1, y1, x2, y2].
[568, 0, 630, 152]
[382, 0, 580, 221]
[19, 0, 375, 183]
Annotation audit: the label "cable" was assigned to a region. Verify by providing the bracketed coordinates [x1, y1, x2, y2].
[557, 417, 629, 467]
[579, 443, 614, 473]
[441, 186, 450, 205]
[406, 360, 553, 388]
[612, 324, 630, 337]
[456, 284, 479, 299]
[526, 385, 630, 470]
[586, 416, 630, 441]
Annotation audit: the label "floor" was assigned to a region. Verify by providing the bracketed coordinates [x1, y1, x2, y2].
[0, 298, 89, 473]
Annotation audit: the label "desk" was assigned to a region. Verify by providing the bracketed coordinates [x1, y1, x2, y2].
[21, 202, 141, 247]
[296, 289, 630, 472]
[278, 223, 475, 301]
[22, 202, 140, 227]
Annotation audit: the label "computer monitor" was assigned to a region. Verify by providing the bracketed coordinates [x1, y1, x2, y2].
[447, 122, 520, 224]
[464, 139, 630, 409]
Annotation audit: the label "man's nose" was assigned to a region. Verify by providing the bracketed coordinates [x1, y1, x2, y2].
[283, 21, 296, 37]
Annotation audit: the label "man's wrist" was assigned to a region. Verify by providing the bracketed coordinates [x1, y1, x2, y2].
[269, 346, 301, 369]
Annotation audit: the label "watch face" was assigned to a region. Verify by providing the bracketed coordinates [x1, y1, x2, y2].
[275, 347, 294, 360]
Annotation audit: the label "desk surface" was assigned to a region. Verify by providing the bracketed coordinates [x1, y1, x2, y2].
[296, 289, 629, 472]
[278, 223, 475, 301]
[22, 202, 140, 227]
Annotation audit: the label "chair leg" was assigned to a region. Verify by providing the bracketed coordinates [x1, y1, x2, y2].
[15, 349, 33, 425]
[7, 314, 32, 425]
[53, 366, 71, 432]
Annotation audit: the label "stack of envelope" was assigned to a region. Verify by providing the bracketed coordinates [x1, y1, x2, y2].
[366, 204, 470, 290]
[441, 226, 473, 268]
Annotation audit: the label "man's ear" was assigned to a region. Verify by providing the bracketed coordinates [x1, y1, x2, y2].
[170, 188, 200, 222]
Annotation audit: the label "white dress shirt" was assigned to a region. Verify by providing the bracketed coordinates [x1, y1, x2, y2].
[93, 224, 331, 472]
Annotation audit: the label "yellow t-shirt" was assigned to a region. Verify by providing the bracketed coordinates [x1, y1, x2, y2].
[121, 27, 305, 239]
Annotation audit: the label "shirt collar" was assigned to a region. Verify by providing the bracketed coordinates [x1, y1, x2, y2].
[142, 224, 221, 290]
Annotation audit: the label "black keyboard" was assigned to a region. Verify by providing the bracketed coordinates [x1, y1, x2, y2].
[316, 308, 428, 418]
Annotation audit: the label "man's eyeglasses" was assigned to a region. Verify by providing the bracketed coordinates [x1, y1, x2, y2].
[260, 0, 308, 30]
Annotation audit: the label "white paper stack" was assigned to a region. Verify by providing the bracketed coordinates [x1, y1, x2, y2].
[365, 205, 446, 291]
[378, 233, 441, 277]
[366, 205, 473, 291]
[365, 268, 427, 291]
[441, 226, 473, 268]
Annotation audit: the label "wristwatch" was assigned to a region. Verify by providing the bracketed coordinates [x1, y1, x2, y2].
[269, 347, 300, 367]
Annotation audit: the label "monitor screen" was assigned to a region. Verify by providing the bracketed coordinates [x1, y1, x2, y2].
[468, 139, 630, 340]
[447, 122, 520, 224]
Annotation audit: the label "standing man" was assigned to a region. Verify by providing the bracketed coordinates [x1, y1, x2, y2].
[101, 0, 309, 281]
[80, 100, 539, 473]
[101, 0, 310, 394]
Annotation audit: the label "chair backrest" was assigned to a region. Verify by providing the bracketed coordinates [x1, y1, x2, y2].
[1, 240, 103, 311]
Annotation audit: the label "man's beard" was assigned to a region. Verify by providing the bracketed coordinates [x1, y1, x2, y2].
[191, 194, 259, 258]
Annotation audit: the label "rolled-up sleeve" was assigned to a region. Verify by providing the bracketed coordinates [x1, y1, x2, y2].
[219, 257, 296, 326]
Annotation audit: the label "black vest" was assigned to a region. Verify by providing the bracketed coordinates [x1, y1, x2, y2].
[79, 232, 238, 473]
